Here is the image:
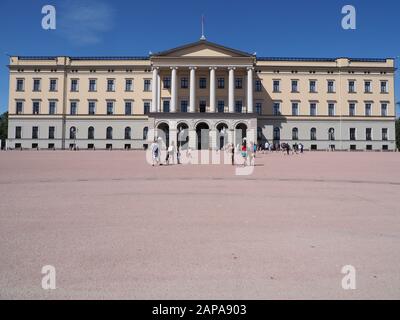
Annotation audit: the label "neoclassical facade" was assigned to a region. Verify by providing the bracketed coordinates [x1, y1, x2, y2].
[6, 39, 396, 151]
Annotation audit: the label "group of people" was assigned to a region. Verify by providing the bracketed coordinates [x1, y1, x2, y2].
[150, 139, 182, 166]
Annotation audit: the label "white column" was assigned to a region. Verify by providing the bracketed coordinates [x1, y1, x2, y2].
[171, 67, 178, 112]
[189, 67, 196, 113]
[209, 67, 216, 113]
[228, 67, 235, 113]
[247, 67, 254, 113]
[151, 67, 158, 112]
[157, 72, 161, 112]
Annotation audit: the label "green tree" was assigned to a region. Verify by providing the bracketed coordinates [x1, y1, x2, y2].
[0, 112, 8, 149]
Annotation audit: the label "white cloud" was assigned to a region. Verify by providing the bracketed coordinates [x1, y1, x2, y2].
[58, 0, 115, 45]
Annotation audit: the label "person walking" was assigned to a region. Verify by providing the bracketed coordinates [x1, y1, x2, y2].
[241, 142, 247, 166]
[230, 143, 235, 165]
[151, 140, 160, 166]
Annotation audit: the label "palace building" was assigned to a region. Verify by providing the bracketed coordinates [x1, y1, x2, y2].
[6, 39, 396, 151]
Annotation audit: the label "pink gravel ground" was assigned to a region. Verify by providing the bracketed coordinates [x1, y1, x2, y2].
[0, 150, 399, 299]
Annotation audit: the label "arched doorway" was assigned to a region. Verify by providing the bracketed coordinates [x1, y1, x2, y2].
[216, 123, 228, 150]
[157, 123, 169, 148]
[177, 123, 189, 150]
[196, 122, 210, 150]
[235, 123, 247, 146]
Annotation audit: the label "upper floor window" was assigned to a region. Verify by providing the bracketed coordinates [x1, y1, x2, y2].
[235, 100, 243, 113]
[144, 79, 151, 92]
[89, 79, 97, 92]
[217, 78, 225, 89]
[88, 101, 96, 115]
[365, 103, 372, 116]
[16, 101, 24, 115]
[380, 81, 388, 93]
[309, 80, 317, 93]
[163, 77, 171, 89]
[125, 101, 132, 115]
[33, 79, 41, 92]
[181, 77, 188, 89]
[327, 80, 335, 93]
[217, 100, 224, 113]
[199, 77, 207, 89]
[143, 101, 150, 114]
[382, 128, 388, 141]
[107, 79, 115, 92]
[292, 102, 299, 116]
[310, 103, 317, 116]
[16, 79, 25, 92]
[70, 101, 77, 115]
[349, 103, 356, 116]
[255, 102, 262, 115]
[381, 103, 388, 116]
[33, 101, 40, 115]
[328, 103, 335, 116]
[235, 78, 243, 89]
[291, 80, 298, 92]
[181, 100, 188, 113]
[49, 79, 57, 92]
[70, 79, 79, 92]
[125, 79, 133, 92]
[273, 80, 280, 92]
[163, 100, 170, 113]
[273, 102, 281, 115]
[106, 101, 114, 115]
[49, 101, 57, 115]
[255, 80, 262, 92]
[364, 81, 372, 93]
[348, 80, 356, 93]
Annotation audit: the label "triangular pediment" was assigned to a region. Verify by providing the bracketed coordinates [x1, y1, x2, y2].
[152, 40, 253, 58]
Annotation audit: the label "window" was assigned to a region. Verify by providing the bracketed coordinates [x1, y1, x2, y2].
[181, 77, 188, 89]
[48, 127, 55, 140]
[143, 102, 150, 114]
[381, 103, 388, 116]
[33, 79, 41, 92]
[199, 77, 207, 89]
[349, 103, 356, 116]
[16, 79, 24, 91]
[124, 127, 131, 140]
[273, 80, 280, 92]
[273, 102, 281, 116]
[89, 79, 97, 92]
[106, 127, 113, 140]
[328, 103, 335, 116]
[144, 79, 151, 92]
[273, 127, 280, 140]
[328, 128, 335, 141]
[255, 80, 262, 92]
[382, 128, 388, 141]
[69, 127, 76, 140]
[88, 127, 95, 140]
[180, 100, 188, 113]
[309, 80, 317, 93]
[125, 79, 133, 92]
[107, 101, 114, 115]
[327, 80, 335, 93]
[70, 101, 77, 115]
[163, 100, 170, 113]
[163, 77, 171, 89]
[292, 128, 298, 140]
[291, 80, 298, 92]
[88, 101, 96, 115]
[366, 128, 372, 141]
[71, 79, 78, 92]
[125, 101, 132, 115]
[143, 127, 149, 140]
[49, 79, 57, 92]
[49, 101, 56, 115]
[380, 81, 388, 93]
[33, 101, 40, 115]
[16, 101, 23, 115]
[348, 81, 356, 93]
[365, 103, 372, 116]
[107, 79, 115, 92]
[350, 128, 356, 141]
[235, 100, 242, 113]
[235, 78, 243, 89]
[292, 102, 299, 116]
[32, 126, 39, 139]
[15, 126, 22, 139]
[217, 100, 224, 113]
[310, 103, 317, 116]
[255, 102, 262, 115]
[310, 128, 317, 141]
[217, 78, 225, 89]
[364, 81, 371, 93]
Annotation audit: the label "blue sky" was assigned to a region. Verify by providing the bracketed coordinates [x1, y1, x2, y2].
[0, 0, 399, 115]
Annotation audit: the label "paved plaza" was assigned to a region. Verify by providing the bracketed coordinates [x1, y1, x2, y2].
[0, 150, 399, 299]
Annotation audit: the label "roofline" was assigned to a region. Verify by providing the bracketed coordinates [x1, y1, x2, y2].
[15, 56, 150, 61]
[258, 57, 390, 63]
